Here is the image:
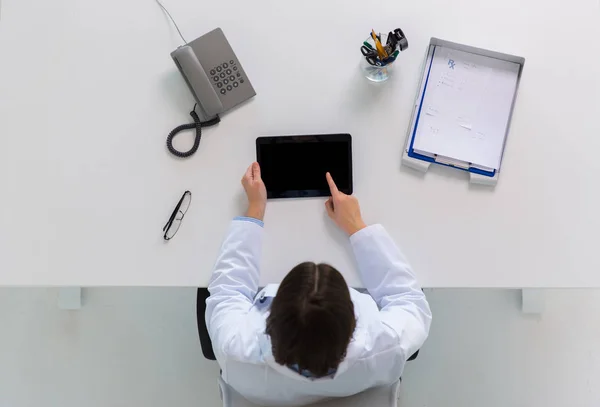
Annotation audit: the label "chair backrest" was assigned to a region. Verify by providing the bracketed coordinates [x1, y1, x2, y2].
[218, 377, 400, 407]
[197, 288, 216, 360]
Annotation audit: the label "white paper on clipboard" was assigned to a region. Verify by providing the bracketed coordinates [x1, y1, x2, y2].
[412, 46, 520, 170]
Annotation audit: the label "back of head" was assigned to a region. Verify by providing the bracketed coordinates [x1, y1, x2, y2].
[266, 262, 356, 378]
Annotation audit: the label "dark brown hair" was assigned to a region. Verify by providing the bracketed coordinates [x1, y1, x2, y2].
[266, 262, 356, 377]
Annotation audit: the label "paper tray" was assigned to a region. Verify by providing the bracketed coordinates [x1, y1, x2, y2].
[401, 38, 525, 186]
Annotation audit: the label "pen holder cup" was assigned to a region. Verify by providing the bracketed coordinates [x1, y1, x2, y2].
[361, 33, 395, 82]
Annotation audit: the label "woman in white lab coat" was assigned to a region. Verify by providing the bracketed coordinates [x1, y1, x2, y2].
[206, 162, 432, 407]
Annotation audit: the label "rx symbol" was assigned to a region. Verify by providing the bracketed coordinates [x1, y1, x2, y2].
[448, 59, 455, 69]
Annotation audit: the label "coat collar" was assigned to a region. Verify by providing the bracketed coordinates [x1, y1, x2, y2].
[258, 332, 357, 382]
[253, 284, 280, 304]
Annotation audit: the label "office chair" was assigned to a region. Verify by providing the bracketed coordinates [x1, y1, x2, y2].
[217, 376, 401, 407]
[197, 288, 216, 360]
[196, 288, 417, 407]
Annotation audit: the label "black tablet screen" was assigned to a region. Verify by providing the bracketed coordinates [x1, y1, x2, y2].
[256, 134, 352, 199]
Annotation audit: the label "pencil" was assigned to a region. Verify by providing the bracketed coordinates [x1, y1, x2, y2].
[371, 29, 388, 59]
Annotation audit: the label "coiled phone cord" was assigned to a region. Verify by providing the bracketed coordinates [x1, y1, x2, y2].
[166, 105, 220, 158]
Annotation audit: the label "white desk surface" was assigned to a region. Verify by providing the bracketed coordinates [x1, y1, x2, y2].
[1, 0, 599, 288]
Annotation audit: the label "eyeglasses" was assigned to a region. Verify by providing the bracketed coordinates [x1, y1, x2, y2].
[163, 190, 191, 240]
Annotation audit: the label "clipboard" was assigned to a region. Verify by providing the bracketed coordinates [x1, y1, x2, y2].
[402, 38, 525, 186]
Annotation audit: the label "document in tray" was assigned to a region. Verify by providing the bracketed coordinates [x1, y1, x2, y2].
[412, 46, 520, 170]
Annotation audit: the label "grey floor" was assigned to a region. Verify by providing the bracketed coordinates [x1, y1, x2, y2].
[1, 288, 599, 407]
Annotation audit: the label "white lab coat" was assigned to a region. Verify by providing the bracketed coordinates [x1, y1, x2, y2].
[206, 219, 432, 407]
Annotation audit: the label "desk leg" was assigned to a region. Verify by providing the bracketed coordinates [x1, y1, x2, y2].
[58, 287, 82, 310]
[521, 289, 544, 315]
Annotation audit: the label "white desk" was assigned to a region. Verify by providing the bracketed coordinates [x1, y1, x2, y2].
[1, 0, 599, 288]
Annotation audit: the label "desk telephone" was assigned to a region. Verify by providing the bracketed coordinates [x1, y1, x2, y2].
[166, 28, 256, 157]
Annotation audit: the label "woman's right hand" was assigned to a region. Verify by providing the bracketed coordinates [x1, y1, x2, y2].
[324, 172, 367, 236]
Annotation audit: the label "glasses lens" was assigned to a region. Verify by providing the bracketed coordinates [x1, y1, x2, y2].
[164, 218, 182, 240]
[179, 192, 192, 215]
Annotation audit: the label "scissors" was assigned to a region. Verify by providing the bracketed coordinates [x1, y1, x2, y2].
[361, 44, 383, 66]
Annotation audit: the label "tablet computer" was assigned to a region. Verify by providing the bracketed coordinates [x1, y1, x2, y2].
[256, 134, 352, 199]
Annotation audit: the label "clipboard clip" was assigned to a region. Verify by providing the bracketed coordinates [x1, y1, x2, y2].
[434, 155, 470, 170]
